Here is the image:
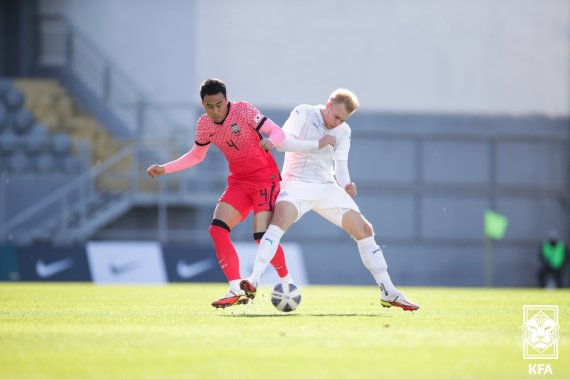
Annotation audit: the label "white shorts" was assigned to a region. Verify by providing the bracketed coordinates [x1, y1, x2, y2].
[276, 180, 360, 227]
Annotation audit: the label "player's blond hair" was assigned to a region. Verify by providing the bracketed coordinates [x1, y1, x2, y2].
[329, 88, 359, 114]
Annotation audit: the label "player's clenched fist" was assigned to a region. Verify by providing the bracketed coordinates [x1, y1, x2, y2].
[259, 139, 274, 151]
[344, 182, 357, 197]
[147, 164, 165, 178]
[318, 134, 336, 148]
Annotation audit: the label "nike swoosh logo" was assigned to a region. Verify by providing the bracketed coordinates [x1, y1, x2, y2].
[209, 132, 216, 137]
[109, 261, 139, 275]
[36, 258, 74, 278]
[176, 258, 216, 279]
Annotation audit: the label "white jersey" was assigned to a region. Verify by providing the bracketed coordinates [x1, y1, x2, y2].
[281, 104, 351, 184]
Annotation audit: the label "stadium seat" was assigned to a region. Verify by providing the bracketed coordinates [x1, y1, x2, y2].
[4, 87, 24, 111]
[30, 122, 49, 137]
[23, 123, 49, 153]
[60, 156, 82, 173]
[0, 132, 19, 155]
[3, 112, 14, 131]
[35, 153, 57, 173]
[7, 151, 31, 172]
[12, 109, 34, 134]
[0, 103, 7, 131]
[23, 133, 49, 156]
[0, 81, 11, 99]
[51, 133, 72, 156]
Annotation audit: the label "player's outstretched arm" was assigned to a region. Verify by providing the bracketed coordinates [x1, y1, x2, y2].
[147, 143, 209, 177]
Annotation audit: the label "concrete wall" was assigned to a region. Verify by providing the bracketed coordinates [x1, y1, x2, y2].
[40, 0, 197, 104]
[41, 0, 570, 116]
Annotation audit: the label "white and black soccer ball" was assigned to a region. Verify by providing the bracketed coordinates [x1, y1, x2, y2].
[271, 283, 301, 312]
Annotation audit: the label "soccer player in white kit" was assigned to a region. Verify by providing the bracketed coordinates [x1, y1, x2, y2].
[241, 88, 419, 311]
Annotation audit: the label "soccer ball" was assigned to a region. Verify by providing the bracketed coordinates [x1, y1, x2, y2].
[271, 283, 301, 312]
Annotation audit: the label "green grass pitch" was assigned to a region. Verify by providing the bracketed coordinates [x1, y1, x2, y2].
[0, 283, 568, 379]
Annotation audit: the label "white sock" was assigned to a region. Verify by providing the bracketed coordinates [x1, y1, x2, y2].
[280, 273, 293, 284]
[229, 279, 242, 293]
[356, 236, 398, 297]
[250, 225, 285, 284]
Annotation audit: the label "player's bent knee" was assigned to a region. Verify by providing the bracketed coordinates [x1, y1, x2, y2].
[270, 216, 289, 231]
[209, 219, 231, 238]
[362, 222, 374, 237]
[269, 204, 297, 231]
[350, 222, 374, 240]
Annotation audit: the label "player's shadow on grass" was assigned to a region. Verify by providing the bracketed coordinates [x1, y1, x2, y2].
[307, 313, 392, 318]
[224, 313, 391, 318]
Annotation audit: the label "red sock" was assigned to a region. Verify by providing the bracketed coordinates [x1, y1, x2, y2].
[209, 224, 240, 281]
[255, 238, 289, 278]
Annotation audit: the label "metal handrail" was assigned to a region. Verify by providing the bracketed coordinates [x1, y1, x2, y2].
[0, 15, 191, 243]
[38, 13, 183, 137]
[0, 14, 218, 244]
[0, 144, 134, 238]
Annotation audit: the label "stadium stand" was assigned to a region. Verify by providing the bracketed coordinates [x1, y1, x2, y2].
[12, 109, 34, 134]
[8, 151, 31, 172]
[4, 86, 24, 111]
[0, 131, 18, 155]
[0, 80, 84, 175]
[0, 78, 150, 245]
[0, 81, 11, 98]
[0, 102, 7, 130]
[12, 79, 124, 170]
[61, 155, 82, 173]
[51, 133, 72, 156]
[22, 125, 49, 156]
[34, 152, 57, 172]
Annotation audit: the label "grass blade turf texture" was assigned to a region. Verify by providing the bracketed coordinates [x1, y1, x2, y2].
[0, 283, 568, 378]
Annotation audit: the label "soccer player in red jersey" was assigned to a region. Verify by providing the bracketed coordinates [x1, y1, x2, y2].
[147, 78, 292, 308]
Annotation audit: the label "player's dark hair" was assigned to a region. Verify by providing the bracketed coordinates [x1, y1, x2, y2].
[200, 78, 227, 100]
